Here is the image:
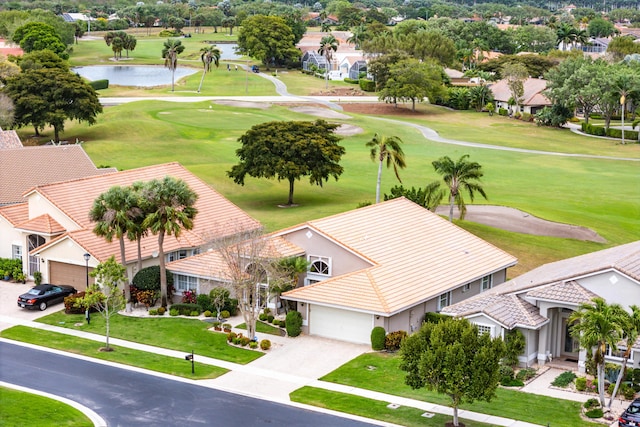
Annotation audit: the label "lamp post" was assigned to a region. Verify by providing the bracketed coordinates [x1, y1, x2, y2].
[621, 94, 626, 145]
[83, 253, 90, 289]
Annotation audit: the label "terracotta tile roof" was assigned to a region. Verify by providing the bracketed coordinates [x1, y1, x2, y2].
[0, 129, 22, 149]
[527, 280, 598, 305]
[489, 77, 551, 106]
[31, 163, 261, 264]
[0, 202, 28, 226]
[0, 145, 110, 205]
[15, 214, 65, 235]
[282, 198, 518, 315]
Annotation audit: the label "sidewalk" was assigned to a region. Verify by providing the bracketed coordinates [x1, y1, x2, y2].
[1, 311, 544, 427]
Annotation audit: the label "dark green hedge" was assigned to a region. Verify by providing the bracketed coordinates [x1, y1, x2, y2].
[89, 79, 109, 90]
[359, 79, 375, 92]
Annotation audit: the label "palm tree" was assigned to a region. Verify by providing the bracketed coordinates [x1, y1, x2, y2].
[366, 134, 406, 204]
[608, 305, 640, 409]
[128, 181, 150, 275]
[141, 177, 198, 308]
[318, 35, 339, 89]
[556, 23, 577, 51]
[347, 24, 366, 50]
[569, 298, 627, 408]
[271, 256, 310, 314]
[89, 185, 143, 310]
[197, 45, 221, 93]
[162, 38, 185, 92]
[432, 154, 487, 222]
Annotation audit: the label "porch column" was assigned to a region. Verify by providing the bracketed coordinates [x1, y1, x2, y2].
[537, 305, 549, 365]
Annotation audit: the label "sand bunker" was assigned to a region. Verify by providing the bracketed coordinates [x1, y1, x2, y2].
[213, 100, 271, 109]
[435, 205, 606, 243]
[290, 106, 352, 119]
[335, 124, 364, 136]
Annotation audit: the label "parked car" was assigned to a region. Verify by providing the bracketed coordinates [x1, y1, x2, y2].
[620, 398, 640, 426]
[17, 284, 77, 311]
[251, 65, 260, 73]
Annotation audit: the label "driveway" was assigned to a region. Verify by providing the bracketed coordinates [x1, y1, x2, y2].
[0, 280, 63, 331]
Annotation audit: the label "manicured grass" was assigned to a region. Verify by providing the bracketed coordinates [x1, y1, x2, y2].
[36, 312, 262, 364]
[235, 321, 285, 336]
[319, 353, 596, 427]
[290, 387, 495, 427]
[0, 326, 226, 379]
[0, 386, 93, 427]
[36, 100, 640, 277]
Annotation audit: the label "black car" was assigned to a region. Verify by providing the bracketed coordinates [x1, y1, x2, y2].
[620, 398, 640, 426]
[17, 284, 77, 311]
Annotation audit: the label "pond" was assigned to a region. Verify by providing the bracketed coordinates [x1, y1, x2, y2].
[72, 65, 199, 87]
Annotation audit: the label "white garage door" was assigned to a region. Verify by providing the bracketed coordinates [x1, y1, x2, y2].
[309, 305, 373, 344]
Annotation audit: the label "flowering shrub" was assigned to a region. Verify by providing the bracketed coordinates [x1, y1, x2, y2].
[182, 290, 197, 304]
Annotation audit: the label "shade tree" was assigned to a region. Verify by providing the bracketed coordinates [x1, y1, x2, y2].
[378, 58, 447, 111]
[237, 15, 300, 69]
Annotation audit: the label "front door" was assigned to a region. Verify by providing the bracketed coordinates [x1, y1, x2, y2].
[562, 317, 580, 357]
[28, 235, 45, 276]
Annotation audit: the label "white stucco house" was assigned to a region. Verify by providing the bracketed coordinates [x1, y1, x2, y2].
[442, 241, 640, 371]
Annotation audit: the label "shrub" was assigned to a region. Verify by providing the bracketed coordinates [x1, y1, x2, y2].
[575, 377, 587, 391]
[182, 290, 197, 304]
[504, 329, 525, 367]
[170, 309, 179, 316]
[279, 320, 285, 328]
[551, 371, 576, 388]
[64, 292, 87, 314]
[232, 337, 241, 345]
[189, 310, 199, 316]
[260, 339, 271, 350]
[169, 303, 201, 316]
[89, 79, 109, 90]
[148, 309, 158, 315]
[515, 368, 537, 382]
[212, 321, 221, 328]
[359, 79, 375, 92]
[498, 107, 508, 116]
[263, 308, 271, 315]
[623, 383, 637, 400]
[424, 312, 448, 323]
[499, 365, 514, 381]
[501, 377, 524, 387]
[33, 271, 42, 286]
[204, 310, 212, 317]
[133, 266, 174, 294]
[222, 323, 232, 331]
[136, 290, 160, 307]
[227, 332, 237, 342]
[249, 341, 258, 349]
[607, 382, 615, 395]
[266, 314, 274, 323]
[585, 408, 603, 418]
[371, 326, 386, 351]
[240, 336, 251, 346]
[285, 311, 303, 337]
[259, 313, 268, 321]
[196, 294, 212, 312]
[220, 310, 230, 319]
[521, 112, 532, 122]
[344, 77, 359, 84]
[157, 306, 165, 315]
[158, 29, 181, 37]
[584, 398, 599, 409]
[385, 330, 407, 351]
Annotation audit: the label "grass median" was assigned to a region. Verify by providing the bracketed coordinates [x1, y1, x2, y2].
[0, 386, 93, 427]
[36, 311, 262, 364]
[1, 326, 227, 380]
[318, 353, 596, 427]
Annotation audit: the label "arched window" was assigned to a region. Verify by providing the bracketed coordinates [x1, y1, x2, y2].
[308, 255, 330, 276]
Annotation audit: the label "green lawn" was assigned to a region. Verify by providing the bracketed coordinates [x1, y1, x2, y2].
[33, 99, 639, 278]
[235, 321, 285, 336]
[0, 326, 227, 379]
[318, 353, 595, 427]
[0, 386, 93, 427]
[36, 312, 262, 364]
[290, 387, 497, 427]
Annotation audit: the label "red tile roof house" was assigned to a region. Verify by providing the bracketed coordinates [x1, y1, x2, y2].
[489, 77, 551, 116]
[0, 162, 260, 292]
[442, 241, 640, 372]
[167, 197, 517, 344]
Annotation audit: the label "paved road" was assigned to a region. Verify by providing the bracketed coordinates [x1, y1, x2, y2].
[0, 341, 376, 427]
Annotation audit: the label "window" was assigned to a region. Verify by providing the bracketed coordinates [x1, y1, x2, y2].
[304, 278, 320, 286]
[462, 283, 470, 293]
[12, 245, 22, 261]
[476, 324, 493, 336]
[481, 275, 493, 292]
[437, 292, 451, 311]
[308, 255, 330, 276]
[174, 274, 197, 293]
[166, 250, 189, 262]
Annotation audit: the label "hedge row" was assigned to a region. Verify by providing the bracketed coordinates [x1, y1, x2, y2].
[89, 79, 109, 90]
[581, 122, 639, 141]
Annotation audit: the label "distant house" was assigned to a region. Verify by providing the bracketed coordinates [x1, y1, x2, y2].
[304, 12, 339, 26]
[0, 162, 260, 291]
[443, 241, 640, 371]
[0, 38, 23, 57]
[489, 77, 551, 115]
[168, 198, 518, 344]
[0, 128, 22, 150]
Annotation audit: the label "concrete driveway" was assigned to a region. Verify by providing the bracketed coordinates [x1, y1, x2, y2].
[0, 280, 66, 331]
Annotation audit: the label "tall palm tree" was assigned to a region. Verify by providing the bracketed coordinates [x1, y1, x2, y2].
[162, 38, 185, 92]
[318, 34, 339, 89]
[347, 24, 366, 50]
[556, 23, 577, 51]
[432, 154, 487, 222]
[141, 177, 198, 308]
[197, 45, 221, 93]
[89, 185, 143, 310]
[608, 305, 640, 409]
[366, 134, 406, 204]
[272, 256, 310, 314]
[128, 181, 150, 275]
[570, 298, 627, 408]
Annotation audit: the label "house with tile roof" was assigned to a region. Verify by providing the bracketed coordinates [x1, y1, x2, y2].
[442, 241, 640, 371]
[0, 162, 260, 292]
[0, 128, 22, 150]
[489, 77, 551, 116]
[0, 145, 114, 207]
[167, 197, 517, 344]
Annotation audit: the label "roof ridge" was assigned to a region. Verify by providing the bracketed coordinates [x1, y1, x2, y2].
[366, 269, 390, 313]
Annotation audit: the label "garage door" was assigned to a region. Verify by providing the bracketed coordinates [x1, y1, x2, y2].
[49, 261, 93, 291]
[309, 305, 373, 344]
